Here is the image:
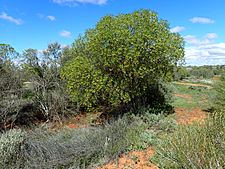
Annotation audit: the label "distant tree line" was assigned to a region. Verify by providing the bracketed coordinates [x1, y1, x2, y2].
[174, 65, 225, 80]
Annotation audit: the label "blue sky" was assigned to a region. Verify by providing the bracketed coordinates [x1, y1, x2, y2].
[0, 0, 225, 65]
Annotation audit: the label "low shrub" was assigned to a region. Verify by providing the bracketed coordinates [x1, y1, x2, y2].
[0, 129, 27, 168]
[126, 107, 177, 151]
[0, 115, 143, 168]
[137, 106, 177, 133]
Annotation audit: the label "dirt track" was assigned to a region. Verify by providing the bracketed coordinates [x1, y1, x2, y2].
[174, 82, 212, 89]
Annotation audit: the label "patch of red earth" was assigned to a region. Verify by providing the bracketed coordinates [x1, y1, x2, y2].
[98, 147, 157, 169]
[212, 76, 220, 81]
[47, 112, 99, 131]
[66, 112, 101, 129]
[67, 123, 77, 128]
[67, 123, 87, 129]
[67, 112, 87, 128]
[174, 93, 192, 99]
[175, 107, 207, 125]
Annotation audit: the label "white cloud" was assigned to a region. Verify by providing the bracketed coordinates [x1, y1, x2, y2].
[52, 0, 107, 6]
[60, 30, 72, 38]
[37, 13, 44, 19]
[205, 33, 217, 39]
[184, 34, 216, 46]
[37, 14, 56, 21]
[61, 44, 70, 48]
[184, 35, 199, 45]
[47, 15, 56, 21]
[184, 33, 225, 65]
[190, 17, 214, 24]
[0, 12, 22, 25]
[170, 26, 185, 33]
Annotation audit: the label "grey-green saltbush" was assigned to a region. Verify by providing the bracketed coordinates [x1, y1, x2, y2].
[0, 129, 27, 168]
[0, 115, 143, 169]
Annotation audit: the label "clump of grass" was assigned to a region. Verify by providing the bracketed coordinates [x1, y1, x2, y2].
[151, 111, 225, 169]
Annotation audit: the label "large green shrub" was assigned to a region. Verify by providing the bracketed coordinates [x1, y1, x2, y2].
[61, 9, 184, 110]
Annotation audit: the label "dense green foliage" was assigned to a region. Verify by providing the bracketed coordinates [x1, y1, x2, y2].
[61, 9, 184, 110]
[173, 66, 190, 80]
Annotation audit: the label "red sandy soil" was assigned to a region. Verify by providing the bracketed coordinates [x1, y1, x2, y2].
[175, 107, 207, 125]
[67, 123, 87, 129]
[47, 112, 101, 131]
[174, 82, 212, 89]
[66, 112, 88, 129]
[212, 76, 220, 81]
[98, 147, 157, 169]
[174, 93, 192, 99]
[62, 111, 102, 129]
